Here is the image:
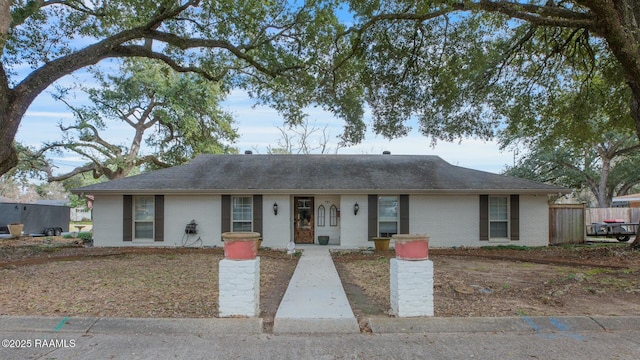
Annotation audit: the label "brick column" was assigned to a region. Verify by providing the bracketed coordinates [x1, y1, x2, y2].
[218, 257, 260, 317]
[390, 258, 434, 317]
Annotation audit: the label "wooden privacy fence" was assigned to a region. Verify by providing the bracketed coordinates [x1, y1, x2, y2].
[549, 204, 585, 245]
[549, 206, 640, 245]
[585, 208, 640, 224]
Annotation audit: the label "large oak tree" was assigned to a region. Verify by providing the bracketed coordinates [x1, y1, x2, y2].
[37, 59, 238, 181]
[4, 1, 640, 180]
[0, 0, 355, 176]
[338, 1, 640, 144]
[499, 49, 640, 208]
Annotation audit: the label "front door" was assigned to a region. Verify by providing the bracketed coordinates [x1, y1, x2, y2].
[294, 197, 314, 244]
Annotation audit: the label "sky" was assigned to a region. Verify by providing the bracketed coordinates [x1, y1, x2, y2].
[16, 83, 516, 177]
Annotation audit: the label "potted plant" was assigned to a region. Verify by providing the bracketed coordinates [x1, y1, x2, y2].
[7, 223, 24, 237]
[370, 237, 391, 251]
[318, 236, 330, 245]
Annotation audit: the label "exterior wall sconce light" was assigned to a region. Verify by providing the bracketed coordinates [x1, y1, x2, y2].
[353, 202, 360, 215]
[273, 202, 278, 215]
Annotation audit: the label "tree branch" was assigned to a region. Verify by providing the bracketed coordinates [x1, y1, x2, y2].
[60, 123, 122, 156]
[142, 30, 291, 78]
[111, 45, 227, 81]
[47, 163, 97, 182]
[12, 1, 199, 116]
[475, 1, 594, 28]
[134, 155, 170, 169]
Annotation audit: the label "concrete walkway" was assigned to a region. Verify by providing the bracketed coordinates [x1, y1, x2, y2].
[273, 246, 360, 334]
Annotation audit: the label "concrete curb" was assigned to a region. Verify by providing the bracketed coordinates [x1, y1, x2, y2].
[368, 316, 640, 334]
[2, 315, 639, 336]
[273, 318, 360, 334]
[590, 316, 640, 331]
[0, 316, 263, 336]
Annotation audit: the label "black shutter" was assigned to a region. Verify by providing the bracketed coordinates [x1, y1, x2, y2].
[368, 195, 378, 239]
[399, 195, 409, 234]
[123, 195, 132, 242]
[154, 195, 164, 242]
[221, 195, 231, 233]
[510, 195, 520, 241]
[253, 195, 263, 235]
[479, 195, 489, 241]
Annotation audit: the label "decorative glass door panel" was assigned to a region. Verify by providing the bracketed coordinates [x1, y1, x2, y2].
[294, 197, 314, 244]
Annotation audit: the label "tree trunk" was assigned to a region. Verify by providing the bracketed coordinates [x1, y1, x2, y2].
[0, 138, 18, 176]
[596, 154, 611, 208]
[631, 83, 640, 143]
[631, 223, 640, 249]
[628, 86, 640, 249]
[0, 88, 23, 176]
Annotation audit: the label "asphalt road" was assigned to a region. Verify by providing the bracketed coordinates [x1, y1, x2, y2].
[1, 316, 639, 359]
[1, 330, 640, 359]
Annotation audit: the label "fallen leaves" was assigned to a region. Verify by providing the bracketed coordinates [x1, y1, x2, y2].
[333, 246, 640, 318]
[0, 249, 298, 319]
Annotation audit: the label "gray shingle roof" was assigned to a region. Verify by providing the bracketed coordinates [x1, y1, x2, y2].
[72, 154, 569, 194]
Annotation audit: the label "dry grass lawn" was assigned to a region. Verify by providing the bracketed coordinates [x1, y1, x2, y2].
[2, 237, 639, 328]
[0, 245, 298, 320]
[333, 246, 640, 321]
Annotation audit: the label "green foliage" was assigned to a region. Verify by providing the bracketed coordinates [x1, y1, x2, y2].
[62, 174, 102, 208]
[503, 125, 640, 207]
[62, 231, 92, 243]
[499, 51, 633, 149]
[498, 46, 640, 206]
[4, 0, 640, 181]
[91, 59, 239, 165]
[78, 232, 93, 244]
[43, 58, 239, 179]
[334, 0, 640, 152]
[347, 11, 504, 143]
[9, 143, 49, 182]
[1, 0, 357, 176]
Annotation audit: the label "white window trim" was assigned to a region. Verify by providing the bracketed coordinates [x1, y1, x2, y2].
[318, 205, 326, 227]
[133, 195, 154, 241]
[330, 205, 338, 227]
[378, 195, 399, 237]
[488, 195, 510, 242]
[231, 196, 253, 232]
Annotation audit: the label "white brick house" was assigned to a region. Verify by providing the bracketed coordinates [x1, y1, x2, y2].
[72, 153, 569, 248]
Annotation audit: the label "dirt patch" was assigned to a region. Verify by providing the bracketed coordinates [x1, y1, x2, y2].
[333, 245, 640, 326]
[0, 238, 298, 333]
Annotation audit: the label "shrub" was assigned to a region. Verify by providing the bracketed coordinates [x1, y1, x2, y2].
[78, 232, 93, 244]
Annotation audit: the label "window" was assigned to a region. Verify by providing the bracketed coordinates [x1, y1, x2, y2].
[489, 196, 509, 239]
[297, 199, 312, 228]
[330, 205, 338, 227]
[318, 205, 326, 227]
[378, 196, 398, 237]
[232, 196, 253, 232]
[134, 196, 154, 239]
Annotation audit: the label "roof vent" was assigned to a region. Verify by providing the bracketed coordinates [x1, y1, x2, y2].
[382, 151, 391, 155]
[244, 150, 253, 155]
